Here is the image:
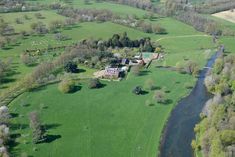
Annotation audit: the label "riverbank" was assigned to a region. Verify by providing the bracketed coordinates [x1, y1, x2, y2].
[159, 51, 221, 157]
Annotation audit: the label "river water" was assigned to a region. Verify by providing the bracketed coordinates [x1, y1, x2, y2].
[159, 51, 221, 157]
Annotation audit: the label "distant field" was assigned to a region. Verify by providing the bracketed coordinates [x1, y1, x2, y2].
[0, 11, 66, 33]
[212, 9, 235, 24]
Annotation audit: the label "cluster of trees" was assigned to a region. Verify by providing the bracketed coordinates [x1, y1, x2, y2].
[29, 18, 76, 35]
[81, 32, 155, 52]
[58, 7, 166, 34]
[164, 0, 235, 35]
[195, 0, 235, 14]
[0, 19, 15, 36]
[114, 18, 167, 34]
[0, 106, 11, 157]
[111, 0, 153, 10]
[175, 60, 200, 76]
[0, 0, 43, 13]
[20, 53, 37, 66]
[58, 7, 114, 22]
[30, 22, 48, 35]
[193, 54, 235, 157]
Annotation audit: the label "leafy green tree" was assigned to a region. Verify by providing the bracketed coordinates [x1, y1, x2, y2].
[58, 79, 76, 93]
[64, 61, 78, 73]
[88, 78, 102, 89]
[29, 111, 45, 144]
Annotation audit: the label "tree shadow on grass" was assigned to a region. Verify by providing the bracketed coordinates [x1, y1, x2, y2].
[44, 124, 61, 130]
[43, 134, 61, 143]
[139, 71, 151, 76]
[8, 135, 20, 148]
[140, 90, 149, 95]
[63, 25, 81, 30]
[30, 86, 47, 92]
[10, 123, 28, 130]
[10, 113, 19, 118]
[1, 78, 16, 84]
[78, 69, 86, 73]
[162, 99, 173, 105]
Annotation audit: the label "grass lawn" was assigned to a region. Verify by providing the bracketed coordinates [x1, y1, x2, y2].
[9, 60, 196, 157]
[0, 11, 66, 33]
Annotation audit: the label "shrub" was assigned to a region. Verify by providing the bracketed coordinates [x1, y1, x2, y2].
[132, 86, 143, 95]
[64, 61, 78, 73]
[131, 65, 142, 76]
[20, 54, 36, 66]
[144, 78, 155, 90]
[154, 90, 166, 104]
[88, 78, 102, 89]
[58, 79, 75, 93]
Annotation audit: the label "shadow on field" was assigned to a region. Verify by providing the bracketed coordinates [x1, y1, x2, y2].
[44, 123, 61, 130]
[162, 99, 173, 105]
[140, 90, 149, 95]
[139, 71, 151, 76]
[10, 113, 19, 118]
[44, 134, 61, 143]
[10, 123, 28, 130]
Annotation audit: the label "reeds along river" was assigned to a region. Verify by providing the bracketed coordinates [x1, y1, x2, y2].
[159, 51, 221, 157]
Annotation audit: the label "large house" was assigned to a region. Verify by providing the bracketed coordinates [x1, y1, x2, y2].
[104, 67, 121, 78]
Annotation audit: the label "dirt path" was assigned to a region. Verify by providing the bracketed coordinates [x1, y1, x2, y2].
[156, 34, 209, 42]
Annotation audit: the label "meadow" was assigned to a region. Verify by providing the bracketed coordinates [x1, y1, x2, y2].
[0, 11, 66, 33]
[10, 61, 195, 157]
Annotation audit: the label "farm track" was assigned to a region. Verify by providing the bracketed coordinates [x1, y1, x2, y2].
[156, 34, 209, 42]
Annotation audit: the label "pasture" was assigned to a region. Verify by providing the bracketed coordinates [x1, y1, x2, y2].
[0, 11, 66, 33]
[10, 61, 195, 157]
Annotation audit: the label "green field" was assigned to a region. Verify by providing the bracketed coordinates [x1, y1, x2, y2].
[10, 61, 195, 157]
[0, 11, 66, 33]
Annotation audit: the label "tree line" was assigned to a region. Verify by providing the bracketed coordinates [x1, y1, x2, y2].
[164, 0, 235, 36]
[57, 7, 167, 34]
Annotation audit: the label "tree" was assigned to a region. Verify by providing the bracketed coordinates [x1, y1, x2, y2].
[49, 20, 64, 32]
[58, 79, 76, 93]
[0, 106, 10, 125]
[132, 86, 143, 95]
[131, 65, 142, 76]
[0, 125, 10, 145]
[31, 22, 48, 34]
[213, 58, 224, 74]
[154, 90, 166, 104]
[34, 13, 44, 19]
[29, 111, 45, 144]
[144, 78, 155, 90]
[64, 61, 78, 73]
[88, 78, 102, 89]
[20, 54, 36, 66]
[185, 60, 199, 76]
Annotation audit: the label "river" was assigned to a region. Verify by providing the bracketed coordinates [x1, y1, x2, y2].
[159, 51, 221, 157]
